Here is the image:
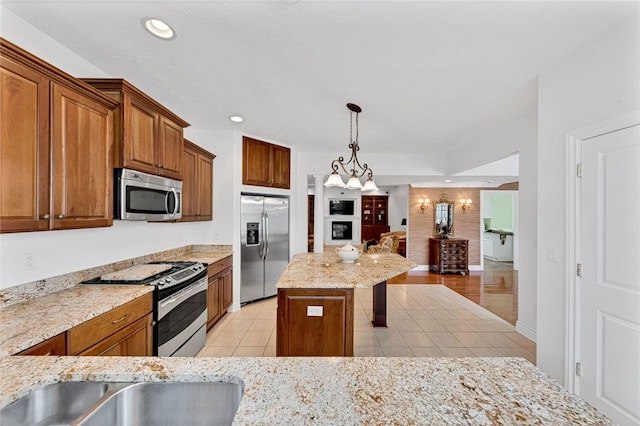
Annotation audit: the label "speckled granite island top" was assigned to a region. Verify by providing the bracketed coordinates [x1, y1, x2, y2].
[0, 356, 610, 425]
[276, 253, 417, 289]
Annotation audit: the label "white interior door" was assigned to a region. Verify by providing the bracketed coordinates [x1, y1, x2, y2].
[579, 124, 640, 425]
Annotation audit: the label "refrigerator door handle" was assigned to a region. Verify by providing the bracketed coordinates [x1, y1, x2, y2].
[264, 212, 270, 259]
[259, 212, 266, 260]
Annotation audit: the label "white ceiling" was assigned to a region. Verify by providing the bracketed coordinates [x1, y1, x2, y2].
[3, 0, 635, 186]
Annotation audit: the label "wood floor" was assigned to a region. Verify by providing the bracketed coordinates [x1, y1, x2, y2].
[388, 261, 518, 325]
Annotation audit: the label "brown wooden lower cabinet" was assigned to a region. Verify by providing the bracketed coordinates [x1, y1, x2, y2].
[207, 255, 233, 330]
[67, 293, 153, 356]
[17, 332, 66, 356]
[276, 288, 354, 357]
[76, 313, 152, 356]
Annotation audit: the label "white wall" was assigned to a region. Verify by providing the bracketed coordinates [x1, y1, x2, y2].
[442, 107, 538, 342]
[537, 16, 640, 383]
[387, 185, 409, 232]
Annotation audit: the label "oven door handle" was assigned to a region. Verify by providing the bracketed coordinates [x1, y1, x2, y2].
[159, 278, 207, 308]
[165, 188, 179, 218]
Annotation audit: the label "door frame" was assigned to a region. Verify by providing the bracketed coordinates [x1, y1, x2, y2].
[565, 110, 640, 392]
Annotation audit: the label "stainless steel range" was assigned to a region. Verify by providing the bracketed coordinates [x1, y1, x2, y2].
[82, 261, 207, 357]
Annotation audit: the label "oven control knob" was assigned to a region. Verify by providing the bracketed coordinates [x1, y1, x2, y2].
[158, 279, 166, 285]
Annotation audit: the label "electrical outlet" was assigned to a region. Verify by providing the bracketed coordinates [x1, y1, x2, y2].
[214, 231, 221, 241]
[24, 253, 36, 271]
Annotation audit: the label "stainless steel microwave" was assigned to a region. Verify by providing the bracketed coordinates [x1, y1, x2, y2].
[114, 168, 182, 221]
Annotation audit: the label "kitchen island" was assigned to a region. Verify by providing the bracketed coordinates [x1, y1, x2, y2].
[0, 355, 611, 425]
[276, 252, 416, 356]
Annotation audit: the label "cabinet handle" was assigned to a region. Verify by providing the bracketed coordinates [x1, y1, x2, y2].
[56, 214, 65, 219]
[41, 214, 50, 220]
[111, 314, 129, 324]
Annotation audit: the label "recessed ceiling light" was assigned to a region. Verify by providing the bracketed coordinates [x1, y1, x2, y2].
[444, 179, 453, 183]
[229, 115, 244, 123]
[142, 18, 176, 40]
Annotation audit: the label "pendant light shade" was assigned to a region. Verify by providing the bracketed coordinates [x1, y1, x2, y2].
[324, 171, 346, 188]
[345, 174, 363, 190]
[361, 177, 379, 191]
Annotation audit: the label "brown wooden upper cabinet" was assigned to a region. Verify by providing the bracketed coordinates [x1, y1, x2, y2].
[181, 139, 215, 222]
[81, 79, 189, 181]
[0, 38, 118, 234]
[242, 136, 290, 189]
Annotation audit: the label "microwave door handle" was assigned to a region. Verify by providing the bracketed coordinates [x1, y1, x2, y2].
[165, 188, 178, 218]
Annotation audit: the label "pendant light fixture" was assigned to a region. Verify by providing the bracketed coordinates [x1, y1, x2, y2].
[324, 103, 379, 192]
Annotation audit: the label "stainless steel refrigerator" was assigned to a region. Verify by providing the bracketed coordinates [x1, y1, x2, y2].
[240, 194, 290, 303]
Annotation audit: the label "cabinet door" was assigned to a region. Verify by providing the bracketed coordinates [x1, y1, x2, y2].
[242, 137, 270, 186]
[158, 116, 183, 179]
[220, 267, 233, 311]
[207, 274, 222, 329]
[181, 145, 198, 221]
[0, 57, 50, 233]
[17, 333, 66, 356]
[124, 93, 158, 174]
[277, 288, 354, 356]
[197, 153, 213, 220]
[269, 144, 290, 189]
[78, 314, 153, 356]
[50, 83, 113, 230]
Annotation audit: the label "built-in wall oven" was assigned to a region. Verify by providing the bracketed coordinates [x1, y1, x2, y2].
[82, 261, 207, 357]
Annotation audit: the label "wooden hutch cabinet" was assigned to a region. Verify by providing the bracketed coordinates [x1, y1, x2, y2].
[81, 79, 189, 181]
[242, 136, 290, 189]
[428, 237, 469, 275]
[361, 195, 390, 242]
[1, 38, 117, 233]
[181, 139, 215, 222]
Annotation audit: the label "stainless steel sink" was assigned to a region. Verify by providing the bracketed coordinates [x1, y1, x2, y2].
[77, 382, 244, 426]
[0, 382, 108, 426]
[0, 381, 244, 426]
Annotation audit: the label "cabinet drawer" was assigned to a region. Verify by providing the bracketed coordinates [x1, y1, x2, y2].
[208, 256, 232, 276]
[68, 293, 153, 355]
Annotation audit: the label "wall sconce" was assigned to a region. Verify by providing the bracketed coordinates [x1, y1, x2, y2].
[418, 199, 429, 214]
[460, 198, 472, 213]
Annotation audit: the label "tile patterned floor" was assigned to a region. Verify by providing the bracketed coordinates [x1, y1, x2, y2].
[197, 284, 536, 364]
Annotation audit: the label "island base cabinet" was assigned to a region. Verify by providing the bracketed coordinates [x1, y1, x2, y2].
[276, 288, 353, 357]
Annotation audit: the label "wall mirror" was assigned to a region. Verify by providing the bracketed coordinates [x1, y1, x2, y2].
[433, 193, 454, 238]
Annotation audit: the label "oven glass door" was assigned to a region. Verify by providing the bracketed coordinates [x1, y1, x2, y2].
[157, 276, 207, 357]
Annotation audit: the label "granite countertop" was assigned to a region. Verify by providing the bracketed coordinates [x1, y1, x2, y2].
[0, 285, 153, 356]
[171, 251, 232, 266]
[276, 252, 417, 289]
[0, 356, 611, 425]
[486, 230, 514, 235]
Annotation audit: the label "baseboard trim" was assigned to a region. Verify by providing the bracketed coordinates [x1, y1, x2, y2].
[516, 321, 537, 342]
